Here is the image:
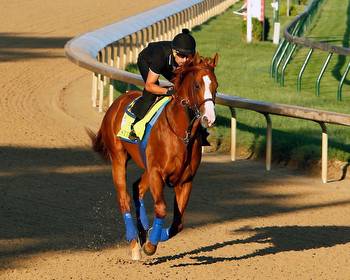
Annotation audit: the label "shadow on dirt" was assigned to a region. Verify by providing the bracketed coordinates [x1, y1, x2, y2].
[1, 146, 350, 269]
[0, 33, 70, 62]
[148, 225, 350, 267]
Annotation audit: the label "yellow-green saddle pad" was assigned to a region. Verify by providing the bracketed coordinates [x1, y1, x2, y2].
[117, 96, 171, 142]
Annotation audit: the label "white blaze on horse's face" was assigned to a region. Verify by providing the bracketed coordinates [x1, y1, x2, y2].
[202, 75, 216, 127]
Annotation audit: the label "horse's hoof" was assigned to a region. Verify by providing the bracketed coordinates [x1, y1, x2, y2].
[142, 241, 157, 256]
[130, 239, 142, 261]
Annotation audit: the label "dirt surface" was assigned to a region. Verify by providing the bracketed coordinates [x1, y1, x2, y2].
[1, 1, 350, 279]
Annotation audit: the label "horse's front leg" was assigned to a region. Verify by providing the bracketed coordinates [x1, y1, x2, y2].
[111, 153, 141, 261]
[161, 181, 193, 242]
[132, 172, 150, 246]
[143, 171, 166, 256]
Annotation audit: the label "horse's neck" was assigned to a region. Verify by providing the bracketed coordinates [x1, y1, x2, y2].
[167, 96, 190, 131]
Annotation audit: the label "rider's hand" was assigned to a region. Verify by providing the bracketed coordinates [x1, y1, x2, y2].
[164, 86, 175, 96]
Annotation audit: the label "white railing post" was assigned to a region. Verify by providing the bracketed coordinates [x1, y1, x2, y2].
[319, 122, 328, 183]
[108, 45, 114, 107]
[140, 29, 146, 50]
[115, 42, 120, 69]
[146, 26, 152, 44]
[120, 38, 126, 69]
[170, 16, 175, 38]
[91, 72, 97, 107]
[230, 108, 236, 161]
[264, 113, 272, 171]
[98, 74, 104, 113]
[102, 48, 107, 86]
[165, 18, 171, 40]
[126, 35, 132, 66]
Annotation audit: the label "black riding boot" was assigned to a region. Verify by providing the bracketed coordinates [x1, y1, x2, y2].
[131, 89, 157, 119]
[129, 89, 157, 140]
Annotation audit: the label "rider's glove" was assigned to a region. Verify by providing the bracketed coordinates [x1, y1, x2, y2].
[164, 86, 175, 96]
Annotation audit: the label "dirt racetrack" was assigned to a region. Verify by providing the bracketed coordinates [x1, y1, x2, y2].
[1, 1, 350, 279]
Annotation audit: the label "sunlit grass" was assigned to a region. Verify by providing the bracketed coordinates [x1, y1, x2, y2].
[192, 0, 350, 164]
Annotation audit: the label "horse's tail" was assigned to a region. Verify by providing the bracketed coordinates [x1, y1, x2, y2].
[86, 128, 110, 162]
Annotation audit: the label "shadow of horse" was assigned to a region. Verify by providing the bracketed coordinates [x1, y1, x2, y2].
[147, 225, 350, 267]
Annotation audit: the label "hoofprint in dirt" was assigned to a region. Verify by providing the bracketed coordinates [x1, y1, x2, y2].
[1, 154, 350, 279]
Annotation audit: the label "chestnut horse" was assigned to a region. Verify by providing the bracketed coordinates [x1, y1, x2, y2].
[89, 53, 218, 260]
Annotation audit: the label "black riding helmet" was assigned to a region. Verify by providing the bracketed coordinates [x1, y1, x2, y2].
[171, 29, 196, 56]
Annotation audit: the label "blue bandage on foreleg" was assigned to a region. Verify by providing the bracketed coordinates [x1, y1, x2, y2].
[160, 227, 170, 242]
[123, 212, 137, 242]
[139, 199, 149, 230]
[149, 217, 164, 245]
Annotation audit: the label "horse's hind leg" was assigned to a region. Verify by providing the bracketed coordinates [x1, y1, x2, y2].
[110, 150, 141, 261]
[132, 172, 150, 245]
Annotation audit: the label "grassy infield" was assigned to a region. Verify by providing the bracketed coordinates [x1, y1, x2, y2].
[118, 0, 350, 167]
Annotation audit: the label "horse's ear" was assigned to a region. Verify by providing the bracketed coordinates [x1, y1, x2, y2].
[193, 52, 201, 65]
[211, 53, 219, 68]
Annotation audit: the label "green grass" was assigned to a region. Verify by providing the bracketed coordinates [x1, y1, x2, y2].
[192, 0, 350, 164]
[111, 0, 350, 166]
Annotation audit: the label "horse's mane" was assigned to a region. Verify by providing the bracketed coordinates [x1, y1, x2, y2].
[171, 53, 216, 90]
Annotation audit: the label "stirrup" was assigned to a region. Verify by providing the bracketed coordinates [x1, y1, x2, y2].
[129, 121, 140, 141]
[129, 129, 139, 141]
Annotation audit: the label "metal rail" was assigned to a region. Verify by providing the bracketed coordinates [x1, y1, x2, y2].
[273, 0, 350, 100]
[216, 93, 350, 183]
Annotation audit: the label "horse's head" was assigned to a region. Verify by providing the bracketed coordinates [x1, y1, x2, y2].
[173, 53, 219, 128]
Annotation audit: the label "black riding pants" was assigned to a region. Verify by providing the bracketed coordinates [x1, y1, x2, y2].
[131, 58, 159, 119]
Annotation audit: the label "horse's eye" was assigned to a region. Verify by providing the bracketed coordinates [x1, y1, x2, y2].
[194, 82, 200, 90]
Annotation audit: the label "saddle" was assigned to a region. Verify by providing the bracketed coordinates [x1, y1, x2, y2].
[117, 96, 172, 143]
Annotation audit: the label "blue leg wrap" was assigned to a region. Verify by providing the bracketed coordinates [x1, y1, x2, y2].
[160, 227, 170, 242]
[149, 217, 164, 245]
[138, 199, 149, 230]
[123, 212, 137, 242]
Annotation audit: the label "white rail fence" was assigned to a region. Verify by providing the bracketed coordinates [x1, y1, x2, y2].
[65, 0, 237, 112]
[65, 0, 350, 183]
